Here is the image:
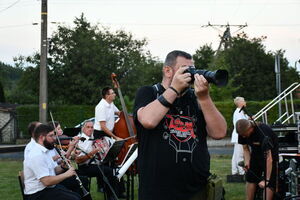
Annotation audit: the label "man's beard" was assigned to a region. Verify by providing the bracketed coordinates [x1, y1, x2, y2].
[43, 139, 55, 150]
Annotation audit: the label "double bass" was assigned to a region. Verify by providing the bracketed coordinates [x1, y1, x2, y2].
[111, 73, 137, 167]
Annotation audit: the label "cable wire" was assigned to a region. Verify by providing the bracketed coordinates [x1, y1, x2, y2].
[0, 0, 21, 14]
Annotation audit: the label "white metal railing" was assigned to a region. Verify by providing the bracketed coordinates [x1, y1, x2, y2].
[253, 82, 300, 124]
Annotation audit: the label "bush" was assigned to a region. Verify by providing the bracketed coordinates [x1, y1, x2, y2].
[16, 105, 94, 138]
[16, 99, 300, 138]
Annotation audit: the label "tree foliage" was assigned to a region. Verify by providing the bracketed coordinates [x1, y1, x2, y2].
[5, 17, 299, 105]
[193, 33, 300, 101]
[0, 80, 5, 103]
[193, 44, 215, 69]
[0, 61, 23, 102]
[11, 14, 162, 105]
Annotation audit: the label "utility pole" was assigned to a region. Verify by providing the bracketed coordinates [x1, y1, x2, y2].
[275, 54, 282, 121]
[39, 0, 48, 123]
[202, 22, 247, 58]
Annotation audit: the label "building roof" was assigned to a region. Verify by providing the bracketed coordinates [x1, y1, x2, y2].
[0, 103, 18, 112]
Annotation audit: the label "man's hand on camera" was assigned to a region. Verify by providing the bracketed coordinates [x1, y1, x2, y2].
[170, 66, 191, 93]
[194, 74, 209, 99]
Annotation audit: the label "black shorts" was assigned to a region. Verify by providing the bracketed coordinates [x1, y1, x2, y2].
[246, 159, 277, 189]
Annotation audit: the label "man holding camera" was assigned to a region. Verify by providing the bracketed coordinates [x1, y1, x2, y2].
[133, 50, 227, 200]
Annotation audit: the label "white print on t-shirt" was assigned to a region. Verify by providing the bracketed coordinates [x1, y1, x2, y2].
[163, 114, 198, 163]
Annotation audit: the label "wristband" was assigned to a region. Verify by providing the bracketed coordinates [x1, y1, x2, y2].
[169, 86, 180, 96]
[157, 95, 173, 108]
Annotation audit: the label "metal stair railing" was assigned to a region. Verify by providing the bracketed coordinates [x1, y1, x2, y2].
[253, 82, 300, 124]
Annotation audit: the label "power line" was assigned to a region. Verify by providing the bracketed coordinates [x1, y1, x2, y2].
[0, 0, 21, 14]
[0, 23, 33, 29]
[1, 22, 300, 30]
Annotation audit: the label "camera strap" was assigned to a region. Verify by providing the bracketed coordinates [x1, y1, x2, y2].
[152, 83, 164, 98]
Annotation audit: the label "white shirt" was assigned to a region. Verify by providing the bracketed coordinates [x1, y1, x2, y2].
[94, 98, 119, 131]
[23, 142, 57, 195]
[231, 108, 249, 143]
[77, 132, 95, 165]
[77, 132, 114, 165]
[24, 138, 36, 160]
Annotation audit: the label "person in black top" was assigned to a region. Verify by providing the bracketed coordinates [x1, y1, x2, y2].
[133, 50, 227, 200]
[236, 119, 278, 200]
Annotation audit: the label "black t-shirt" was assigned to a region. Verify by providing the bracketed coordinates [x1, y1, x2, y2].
[238, 123, 279, 165]
[134, 84, 210, 200]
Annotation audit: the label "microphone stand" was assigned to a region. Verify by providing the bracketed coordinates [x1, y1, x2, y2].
[239, 106, 274, 200]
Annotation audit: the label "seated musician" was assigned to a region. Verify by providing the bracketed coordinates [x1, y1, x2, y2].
[24, 121, 41, 159]
[75, 120, 121, 200]
[47, 121, 79, 163]
[47, 121, 91, 198]
[23, 124, 81, 200]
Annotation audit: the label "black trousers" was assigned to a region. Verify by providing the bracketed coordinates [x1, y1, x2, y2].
[25, 184, 81, 200]
[77, 164, 120, 198]
[60, 175, 90, 197]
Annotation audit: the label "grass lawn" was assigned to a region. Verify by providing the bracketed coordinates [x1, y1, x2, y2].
[0, 155, 245, 199]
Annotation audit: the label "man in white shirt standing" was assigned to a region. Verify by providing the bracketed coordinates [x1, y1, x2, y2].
[231, 96, 248, 175]
[23, 124, 80, 200]
[94, 86, 122, 140]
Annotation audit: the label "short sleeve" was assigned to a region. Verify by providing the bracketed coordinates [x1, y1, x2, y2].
[114, 104, 120, 113]
[96, 105, 107, 122]
[29, 155, 52, 180]
[133, 86, 156, 123]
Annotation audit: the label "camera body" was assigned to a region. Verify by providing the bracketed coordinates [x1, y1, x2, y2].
[184, 66, 228, 87]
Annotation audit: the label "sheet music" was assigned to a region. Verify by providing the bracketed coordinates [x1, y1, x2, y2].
[119, 143, 138, 167]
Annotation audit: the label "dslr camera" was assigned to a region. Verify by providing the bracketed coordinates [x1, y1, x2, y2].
[184, 66, 228, 87]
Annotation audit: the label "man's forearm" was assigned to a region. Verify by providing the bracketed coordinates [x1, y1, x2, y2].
[101, 125, 117, 139]
[137, 88, 177, 129]
[40, 173, 67, 187]
[197, 96, 227, 139]
[243, 145, 251, 166]
[266, 151, 273, 182]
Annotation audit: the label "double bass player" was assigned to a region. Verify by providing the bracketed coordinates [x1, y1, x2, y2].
[93, 86, 122, 140]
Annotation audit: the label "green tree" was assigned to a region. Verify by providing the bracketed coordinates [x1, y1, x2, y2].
[193, 33, 300, 101]
[192, 44, 215, 69]
[192, 44, 234, 101]
[0, 80, 5, 102]
[13, 14, 161, 105]
[216, 33, 299, 101]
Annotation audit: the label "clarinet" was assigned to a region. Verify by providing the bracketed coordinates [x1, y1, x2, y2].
[54, 146, 90, 197]
[50, 112, 91, 199]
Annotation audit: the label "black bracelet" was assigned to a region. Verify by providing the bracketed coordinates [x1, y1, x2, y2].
[169, 86, 180, 96]
[157, 95, 173, 108]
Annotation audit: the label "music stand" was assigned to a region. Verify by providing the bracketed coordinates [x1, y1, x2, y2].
[63, 127, 81, 137]
[119, 143, 138, 167]
[101, 140, 125, 163]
